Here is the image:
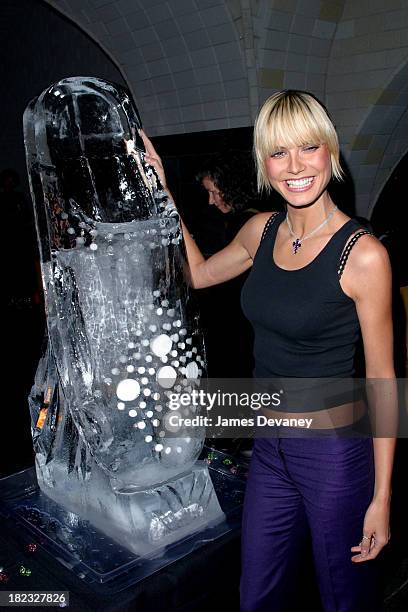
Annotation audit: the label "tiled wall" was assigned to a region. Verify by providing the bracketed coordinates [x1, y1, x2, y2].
[255, 0, 340, 106]
[51, 0, 252, 134]
[37, 0, 408, 214]
[327, 1, 408, 214]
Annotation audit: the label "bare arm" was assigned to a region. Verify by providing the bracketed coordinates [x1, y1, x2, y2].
[342, 235, 396, 562]
[139, 129, 272, 288]
[180, 214, 276, 288]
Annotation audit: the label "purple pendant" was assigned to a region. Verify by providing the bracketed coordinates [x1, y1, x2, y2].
[292, 238, 301, 254]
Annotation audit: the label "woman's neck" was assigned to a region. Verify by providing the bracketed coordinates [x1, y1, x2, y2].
[286, 192, 336, 237]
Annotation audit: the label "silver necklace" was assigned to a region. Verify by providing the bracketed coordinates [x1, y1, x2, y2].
[286, 205, 338, 254]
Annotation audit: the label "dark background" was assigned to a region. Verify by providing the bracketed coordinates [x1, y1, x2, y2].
[0, 1, 406, 610]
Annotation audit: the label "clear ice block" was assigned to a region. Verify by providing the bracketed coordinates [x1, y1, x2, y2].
[23, 77, 224, 556]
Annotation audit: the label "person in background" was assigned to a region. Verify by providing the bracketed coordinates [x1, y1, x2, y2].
[190, 153, 262, 380]
[196, 153, 260, 245]
[194, 154, 262, 453]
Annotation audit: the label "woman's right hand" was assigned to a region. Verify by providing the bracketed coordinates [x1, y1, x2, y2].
[139, 129, 167, 190]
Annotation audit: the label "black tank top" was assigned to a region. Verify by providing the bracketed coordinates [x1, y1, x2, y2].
[241, 212, 367, 378]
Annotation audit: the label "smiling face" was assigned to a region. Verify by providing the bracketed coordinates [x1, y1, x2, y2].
[254, 91, 343, 195]
[201, 176, 232, 213]
[265, 143, 332, 207]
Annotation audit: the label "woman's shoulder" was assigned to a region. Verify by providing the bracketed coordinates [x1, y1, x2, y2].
[235, 211, 282, 257]
[237, 210, 280, 238]
[245, 210, 281, 228]
[346, 231, 389, 267]
[340, 224, 391, 292]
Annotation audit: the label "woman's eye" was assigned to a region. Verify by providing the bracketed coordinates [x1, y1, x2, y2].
[271, 151, 285, 158]
[304, 145, 319, 152]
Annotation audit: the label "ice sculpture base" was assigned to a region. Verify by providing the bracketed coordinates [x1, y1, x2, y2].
[0, 449, 247, 594]
[36, 459, 224, 557]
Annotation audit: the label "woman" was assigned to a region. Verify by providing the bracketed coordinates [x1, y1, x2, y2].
[140, 90, 395, 612]
[194, 154, 260, 380]
[196, 153, 260, 241]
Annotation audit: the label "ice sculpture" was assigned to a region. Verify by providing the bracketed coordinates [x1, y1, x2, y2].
[23, 76, 224, 555]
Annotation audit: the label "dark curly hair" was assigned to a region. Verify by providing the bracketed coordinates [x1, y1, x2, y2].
[196, 152, 257, 212]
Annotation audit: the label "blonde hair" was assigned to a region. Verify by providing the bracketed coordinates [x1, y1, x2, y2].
[254, 90, 343, 191]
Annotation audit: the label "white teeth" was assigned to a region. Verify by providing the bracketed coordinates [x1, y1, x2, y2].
[286, 177, 314, 187]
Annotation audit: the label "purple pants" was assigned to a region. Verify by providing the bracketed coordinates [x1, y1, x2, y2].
[240, 433, 380, 612]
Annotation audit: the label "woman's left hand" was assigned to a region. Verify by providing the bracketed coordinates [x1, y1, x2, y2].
[351, 497, 391, 562]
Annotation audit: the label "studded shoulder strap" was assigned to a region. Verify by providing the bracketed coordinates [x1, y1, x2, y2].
[260, 212, 280, 244]
[337, 230, 372, 279]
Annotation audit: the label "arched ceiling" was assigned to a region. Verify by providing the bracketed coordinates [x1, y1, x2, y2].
[49, 0, 251, 135]
[48, 0, 346, 135]
[365, 63, 408, 216]
[256, 0, 344, 104]
[327, 0, 408, 213]
[46, 0, 408, 215]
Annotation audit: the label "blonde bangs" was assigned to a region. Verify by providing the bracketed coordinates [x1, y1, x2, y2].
[261, 99, 330, 157]
[254, 91, 343, 191]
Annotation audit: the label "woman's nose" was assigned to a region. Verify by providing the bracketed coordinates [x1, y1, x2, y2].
[287, 152, 305, 174]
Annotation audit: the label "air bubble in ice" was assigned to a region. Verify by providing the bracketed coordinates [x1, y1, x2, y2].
[150, 334, 172, 357]
[157, 365, 177, 388]
[116, 379, 140, 401]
